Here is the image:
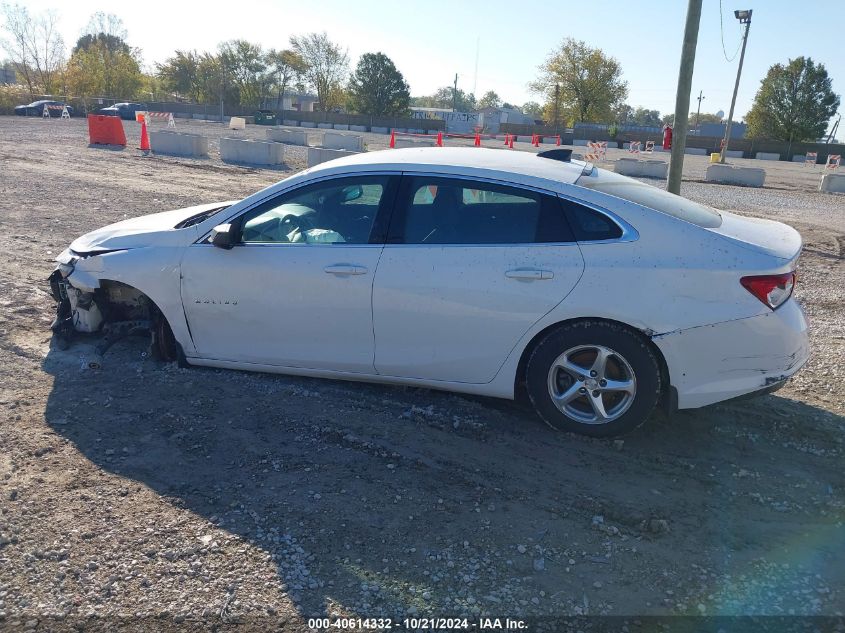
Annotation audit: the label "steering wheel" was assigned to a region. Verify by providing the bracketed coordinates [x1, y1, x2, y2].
[278, 213, 314, 238]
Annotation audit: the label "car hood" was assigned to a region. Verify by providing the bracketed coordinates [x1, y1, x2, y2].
[67, 201, 235, 255]
[707, 211, 802, 262]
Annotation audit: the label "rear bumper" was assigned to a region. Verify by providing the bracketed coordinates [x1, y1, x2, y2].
[653, 299, 809, 409]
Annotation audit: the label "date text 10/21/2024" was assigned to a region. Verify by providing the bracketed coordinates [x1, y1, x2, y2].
[307, 617, 528, 630]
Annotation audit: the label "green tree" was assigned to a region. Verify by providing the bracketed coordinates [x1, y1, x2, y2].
[477, 90, 501, 109]
[412, 86, 476, 111]
[347, 52, 409, 116]
[530, 38, 627, 124]
[290, 32, 348, 111]
[521, 101, 543, 117]
[266, 48, 306, 109]
[219, 39, 268, 107]
[631, 107, 661, 126]
[157, 50, 202, 102]
[746, 56, 840, 142]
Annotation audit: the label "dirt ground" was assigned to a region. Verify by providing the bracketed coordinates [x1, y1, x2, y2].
[1, 116, 844, 630]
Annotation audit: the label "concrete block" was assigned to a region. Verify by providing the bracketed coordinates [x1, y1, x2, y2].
[333, 124, 349, 130]
[150, 130, 209, 158]
[606, 141, 618, 149]
[300, 121, 317, 128]
[394, 138, 436, 148]
[725, 150, 743, 158]
[684, 147, 707, 155]
[317, 122, 333, 129]
[408, 128, 424, 134]
[350, 125, 367, 132]
[282, 119, 299, 126]
[323, 131, 364, 152]
[371, 126, 389, 134]
[705, 164, 766, 187]
[792, 154, 814, 163]
[573, 139, 589, 146]
[220, 137, 285, 166]
[614, 158, 668, 179]
[307, 146, 360, 167]
[394, 128, 407, 134]
[756, 152, 780, 161]
[266, 128, 309, 146]
[517, 136, 533, 143]
[228, 117, 246, 130]
[819, 173, 845, 193]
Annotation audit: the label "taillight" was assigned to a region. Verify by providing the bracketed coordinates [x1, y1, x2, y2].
[740, 272, 796, 310]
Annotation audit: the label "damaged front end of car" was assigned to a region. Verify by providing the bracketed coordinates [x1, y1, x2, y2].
[48, 250, 178, 369]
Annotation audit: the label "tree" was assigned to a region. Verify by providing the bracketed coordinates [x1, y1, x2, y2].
[412, 86, 476, 111]
[746, 56, 840, 143]
[663, 111, 723, 126]
[530, 38, 627, 125]
[290, 32, 348, 111]
[521, 101, 543, 118]
[631, 107, 661, 126]
[157, 50, 202, 102]
[347, 52, 409, 116]
[477, 90, 501, 109]
[614, 104, 634, 124]
[218, 39, 268, 107]
[266, 48, 306, 110]
[0, 3, 65, 96]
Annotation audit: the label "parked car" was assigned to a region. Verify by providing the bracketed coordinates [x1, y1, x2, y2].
[47, 147, 808, 437]
[96, 102, 147, 120]
[14, 100, 74, 117]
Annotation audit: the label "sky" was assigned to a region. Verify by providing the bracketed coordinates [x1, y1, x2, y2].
[5, 0, 844, 123]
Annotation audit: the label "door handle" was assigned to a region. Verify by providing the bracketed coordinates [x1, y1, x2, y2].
[505, 269, 554, 280]
[324, 264, 368, 276]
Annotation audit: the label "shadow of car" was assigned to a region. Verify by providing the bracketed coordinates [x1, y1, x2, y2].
[14, 99, 74, 117]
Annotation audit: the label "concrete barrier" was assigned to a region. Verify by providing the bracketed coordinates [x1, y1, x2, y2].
[307, 147, 360, 167]
[819, 173, 845, 193]
[705, 164, 765, 187]
[317, 122, 333, 129]
[282, 119, 299, 126]
[517, 136, 533, 143]
[725, 150, 743, 158]
[792, 154, 814, 163]
[371, 126, 389, 134]
[684, 147, 707, 155]
[266, 128, 309, 146]
[300, 121, 316, 128]
[755, 152, 780, 161]
[150, 130, 209, 158]
[573, 139, 589, 146]
[350, 125, 367, 132]
[220, 137, 285, 166]
[614, 158, 668, 179]
[394, 138, 436, 148]
[228, 117, 246, 130]
[333, 124, 349, 130]
[323, 131, 364, 152]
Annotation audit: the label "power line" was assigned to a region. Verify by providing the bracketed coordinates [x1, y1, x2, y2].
[719, 0, 742, 62]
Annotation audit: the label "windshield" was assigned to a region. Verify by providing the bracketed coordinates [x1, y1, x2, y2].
[577, 167, 722, 228]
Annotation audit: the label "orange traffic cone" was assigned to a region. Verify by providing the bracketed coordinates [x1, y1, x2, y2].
[508, 134, 514, 149]
[556, 135, 561, 146]
[474, 132, 481, 147]
[504, 133, 510, 145]
[532, 134, 540, 147]
[389, 129, 395, 148]
[139, 118, 150, 152]
[436, 132, 443, 147]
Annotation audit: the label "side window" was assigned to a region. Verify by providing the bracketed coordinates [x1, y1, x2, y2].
[238, 176, 389, 245]
[560, 198, 623, 242]
[396, 178, 572, 245]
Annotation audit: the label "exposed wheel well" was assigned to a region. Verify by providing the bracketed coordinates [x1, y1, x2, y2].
[513, 317, 670, 404]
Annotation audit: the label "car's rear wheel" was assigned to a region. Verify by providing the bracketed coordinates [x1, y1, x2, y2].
[526, 320, 661, 437]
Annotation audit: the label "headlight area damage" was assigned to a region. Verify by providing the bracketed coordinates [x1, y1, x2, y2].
[48, 252, 178, 369]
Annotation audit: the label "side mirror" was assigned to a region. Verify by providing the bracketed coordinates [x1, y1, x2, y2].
[210, 223, 235, 249]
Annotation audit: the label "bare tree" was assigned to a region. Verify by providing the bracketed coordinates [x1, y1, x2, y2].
[0, 3, 65, 96]
[289, 32, 348, 111]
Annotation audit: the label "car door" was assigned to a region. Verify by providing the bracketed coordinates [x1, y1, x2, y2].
[372, 175, 585, 384]
[180, 174, 398, 372]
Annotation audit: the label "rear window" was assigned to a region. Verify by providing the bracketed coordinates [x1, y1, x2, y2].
[577, 168, 722, 228]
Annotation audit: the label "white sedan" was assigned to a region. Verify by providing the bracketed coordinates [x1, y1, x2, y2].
[49, 147, 809, 436]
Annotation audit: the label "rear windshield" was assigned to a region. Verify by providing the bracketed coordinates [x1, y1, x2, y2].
[577, 168, 722, 228]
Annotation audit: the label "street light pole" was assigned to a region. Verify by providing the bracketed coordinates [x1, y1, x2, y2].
[695, 90, 704, 133]
[720, 10, 752, 163]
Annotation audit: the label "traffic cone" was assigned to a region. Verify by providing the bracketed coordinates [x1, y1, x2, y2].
[532, 134, 540, 147]
[508, 134, 514, 149]
[389, 129, 395, 148]
[503, 133, 510, 145]
[556, 135, 561, 146]
[436, 132, 443, 147]
[139, 118, 150, 152]
[474, 132, 481, 147]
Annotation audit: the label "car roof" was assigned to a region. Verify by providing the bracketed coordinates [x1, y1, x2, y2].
[305, 147, 588, 187]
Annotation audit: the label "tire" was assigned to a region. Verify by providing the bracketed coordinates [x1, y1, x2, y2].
[526, 320, 662, 437]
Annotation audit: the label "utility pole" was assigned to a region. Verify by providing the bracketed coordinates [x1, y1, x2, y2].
[452, 73, 458, 112]
[667, 0, 703, 195]
[695, 90, 704, 133]
[720, 10, 752, 163]
[553, 83, 560, 132]
[220, 60, 225, 122]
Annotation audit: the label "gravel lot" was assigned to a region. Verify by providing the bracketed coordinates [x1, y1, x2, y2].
[1, 116, 844, 630]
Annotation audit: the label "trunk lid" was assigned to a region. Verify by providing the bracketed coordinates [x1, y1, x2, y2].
[707, 211, 802, 263]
